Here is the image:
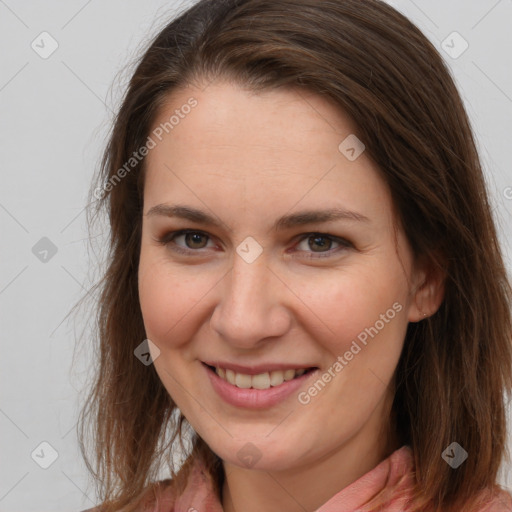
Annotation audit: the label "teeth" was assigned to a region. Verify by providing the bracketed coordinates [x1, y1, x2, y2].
[214, 366, 310, 389]
[269, 370, 284, 387]
[226, 369, 236, 385]
[283, 369, 296, 381]
[235, 373, 252, 388]
[252, 372, 271, 389]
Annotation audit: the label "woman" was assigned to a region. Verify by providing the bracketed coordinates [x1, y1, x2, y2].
[78, 0, 512, 510]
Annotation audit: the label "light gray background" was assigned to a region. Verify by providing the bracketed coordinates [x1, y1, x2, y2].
[1, 0, 511, 510]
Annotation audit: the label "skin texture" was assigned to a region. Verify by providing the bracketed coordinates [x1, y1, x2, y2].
[138, 80, 444, 512]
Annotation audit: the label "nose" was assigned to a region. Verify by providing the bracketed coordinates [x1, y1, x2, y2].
[209, 251, 292, 349]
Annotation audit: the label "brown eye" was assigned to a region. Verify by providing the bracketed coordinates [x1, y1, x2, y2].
[157, 230, 215, 254]
[308, 235, 333, 252]
[183, 232, 209, 249]
[294, 233, 352, 259]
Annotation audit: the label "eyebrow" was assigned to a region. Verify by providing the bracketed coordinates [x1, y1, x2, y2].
[145, 204, 370, 230]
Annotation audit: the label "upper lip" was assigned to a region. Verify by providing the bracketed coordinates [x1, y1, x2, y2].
[202, 361, 317, 375]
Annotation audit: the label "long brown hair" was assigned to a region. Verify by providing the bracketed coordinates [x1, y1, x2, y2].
[76, 0, 512, 510]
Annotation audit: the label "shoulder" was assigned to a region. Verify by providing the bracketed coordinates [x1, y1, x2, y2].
[484, 489, 512, 511]
[77, 479, 178, 512]
[473, 486, 512, 512]
[76, 461, 219, 512]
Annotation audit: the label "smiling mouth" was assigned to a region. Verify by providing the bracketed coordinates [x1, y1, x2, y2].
[203, 363, 318, 390]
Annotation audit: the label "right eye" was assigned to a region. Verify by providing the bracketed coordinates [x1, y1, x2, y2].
[155, 229, 216, 254]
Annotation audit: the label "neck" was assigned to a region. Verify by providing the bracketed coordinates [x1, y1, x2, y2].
[221, 398, 400, 512]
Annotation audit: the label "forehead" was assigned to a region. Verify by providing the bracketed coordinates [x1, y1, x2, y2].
[143, 80, 393, 228]
[148, 80, 360, 163]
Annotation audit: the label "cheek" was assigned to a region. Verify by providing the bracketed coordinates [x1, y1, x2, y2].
[293, 264, 408, 354]
[138, 252, 203, 348]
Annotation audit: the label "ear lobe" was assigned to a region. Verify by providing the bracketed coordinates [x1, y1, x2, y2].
[408, 259, 446, 323]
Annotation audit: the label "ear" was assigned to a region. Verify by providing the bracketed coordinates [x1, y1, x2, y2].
[407, 255, 446, 323]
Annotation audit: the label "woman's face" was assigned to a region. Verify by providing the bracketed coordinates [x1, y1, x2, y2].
[138, 80, 427, 472]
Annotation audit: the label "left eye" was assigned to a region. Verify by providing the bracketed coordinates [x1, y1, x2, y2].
[177, 231, 211, 249]
[294, 233, 351, 257]
[159, 230, 215, 252]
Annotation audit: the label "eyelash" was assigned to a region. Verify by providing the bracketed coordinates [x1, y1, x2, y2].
[155, 229, 353, 259]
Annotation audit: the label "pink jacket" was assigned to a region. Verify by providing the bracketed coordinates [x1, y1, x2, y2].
[83, 445, 512, 511]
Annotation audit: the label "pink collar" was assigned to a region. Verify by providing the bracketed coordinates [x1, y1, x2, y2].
[150, 445, 512, 511]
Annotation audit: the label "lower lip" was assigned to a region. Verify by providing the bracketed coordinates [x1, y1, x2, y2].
[204, 364, 318, 409]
